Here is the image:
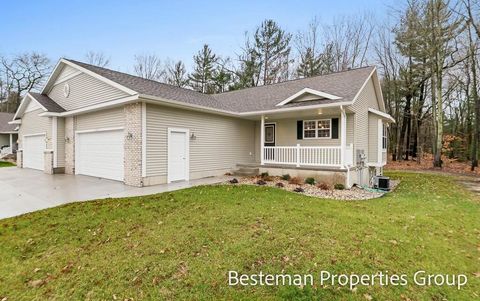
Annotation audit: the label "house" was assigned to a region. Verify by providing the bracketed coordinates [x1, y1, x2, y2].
[0, 112, 18, 157]
[11, 58, 394, 188]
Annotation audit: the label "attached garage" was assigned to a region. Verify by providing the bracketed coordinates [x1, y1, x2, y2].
[23, 134, 45, 170]
[75, 129, 124, 181]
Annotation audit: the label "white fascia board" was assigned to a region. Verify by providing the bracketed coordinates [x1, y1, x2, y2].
[12, 93, 48, 120]
[39, 95, 140, 117]
[8, 120, 21, 125]
[368, 108, 395, 123]
[350, 67, 376, 104]
[276, 88, 342, 106]
[239, 101, 353, 117]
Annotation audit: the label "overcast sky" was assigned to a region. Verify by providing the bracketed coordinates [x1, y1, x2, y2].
[3, 0, 395, 72]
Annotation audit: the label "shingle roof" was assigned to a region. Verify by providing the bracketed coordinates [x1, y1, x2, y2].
[66, 59, 374, 114]
[0, 112, 17, 133]
[66, 59, 232, 111]
[212, 66, 375, 112]
[29, 92, 66, 113]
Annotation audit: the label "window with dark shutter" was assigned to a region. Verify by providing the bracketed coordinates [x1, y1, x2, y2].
[331, 118, 339, 139]
[297, 120, 303, 140]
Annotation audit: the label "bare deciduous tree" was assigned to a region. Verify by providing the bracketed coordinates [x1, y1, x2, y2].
[133, 54, 165, 80]
[85, 51, 110, 67]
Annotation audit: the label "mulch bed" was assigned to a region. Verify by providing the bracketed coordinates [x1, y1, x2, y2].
[225, 176, 399, 200]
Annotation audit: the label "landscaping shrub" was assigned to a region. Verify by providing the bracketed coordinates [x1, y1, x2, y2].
[288, 177, 303, 185]
[256, 180, 267, 185]
[263, 176, 275, 182]
[334, 183, 345, 190]
[275, 182, 285, 188]
[281, 174, 291, 181]
[260, 172, 269, 178]
[229, 178, 239, 184]
[293, 187, 304, 193]
[305, 177, 316, 185]
[317, 182, 330, 190]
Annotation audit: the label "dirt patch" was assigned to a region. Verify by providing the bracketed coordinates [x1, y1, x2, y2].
[226, 176, 399, 200]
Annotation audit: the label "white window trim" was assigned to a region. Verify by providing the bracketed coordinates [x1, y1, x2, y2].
[303, 119, 332, 139]
[382, 123, 387, 150]
[167, 127, 190, 183]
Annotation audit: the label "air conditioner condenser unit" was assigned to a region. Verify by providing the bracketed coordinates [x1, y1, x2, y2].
[373, 176, 390, 191]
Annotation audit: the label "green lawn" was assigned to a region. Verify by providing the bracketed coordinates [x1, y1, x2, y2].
[0, 161, 15, 167]
[0, 172, 479, 300]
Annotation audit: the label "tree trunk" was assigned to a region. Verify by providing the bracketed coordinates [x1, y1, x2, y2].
[434, 72, 443, 168]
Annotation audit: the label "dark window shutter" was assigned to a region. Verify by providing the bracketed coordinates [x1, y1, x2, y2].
[331, 118, 339, 139]
[297, 120, 303, 140]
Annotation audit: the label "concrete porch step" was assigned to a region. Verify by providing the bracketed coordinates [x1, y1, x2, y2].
[232, 166, 259, 177]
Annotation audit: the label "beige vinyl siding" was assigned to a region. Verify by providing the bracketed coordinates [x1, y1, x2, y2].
[56, 118, 66, 167]
[350, 78, 379, 162]
[76, 107, 125, 131]
[47, 72, 129, 111]
[146, 104, 255, 177]
[55, 65, 78, 83]
[346, 113, 354, 145]
[18, 109, 52, 149]
[368, 113, 379, 163]
[0, 134, 9, 146]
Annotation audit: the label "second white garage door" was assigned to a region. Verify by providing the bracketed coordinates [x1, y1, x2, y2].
[76, 129, 124, 181]
[23, 134, 45, 170]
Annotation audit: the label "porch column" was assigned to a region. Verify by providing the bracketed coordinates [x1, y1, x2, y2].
[260, 115, 265, 165]
[340, 106, 347, 167]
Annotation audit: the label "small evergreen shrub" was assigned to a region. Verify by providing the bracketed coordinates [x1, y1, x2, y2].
[260, 172, 269, 178]
[256, 180, 267, 185]
[281, 174, 291, 181]
[334, 183, 345, 190]
[305, 177, 316, 185]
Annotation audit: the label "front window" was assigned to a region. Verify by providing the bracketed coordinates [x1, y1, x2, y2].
[303, 119, 331, 139]
[382, 123, 387, 150]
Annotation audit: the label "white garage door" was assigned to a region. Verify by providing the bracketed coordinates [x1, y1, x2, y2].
[23, 134, 45, 170]
[76, 129, 124, 181]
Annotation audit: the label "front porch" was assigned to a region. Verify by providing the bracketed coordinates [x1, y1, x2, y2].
[256, 105, 355, 169]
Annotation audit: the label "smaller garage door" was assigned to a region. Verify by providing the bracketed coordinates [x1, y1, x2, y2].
[23, 134, 45, 170]
[76, 129, 124, 181]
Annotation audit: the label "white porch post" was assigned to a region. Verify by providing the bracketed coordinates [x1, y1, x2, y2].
[260, 115, 265, 165]
[340, 106, 347, 167]
[9, 134, 12, 147]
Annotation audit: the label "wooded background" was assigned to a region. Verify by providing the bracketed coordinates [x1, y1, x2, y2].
[1, 0, 478, 170]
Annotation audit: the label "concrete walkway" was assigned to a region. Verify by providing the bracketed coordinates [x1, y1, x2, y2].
[0, 167, 228, 220]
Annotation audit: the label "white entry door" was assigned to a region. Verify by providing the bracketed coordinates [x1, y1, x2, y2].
[23, 134, 45, 170]
[168, 128, 189, 183]
[76, 129, 124, 181]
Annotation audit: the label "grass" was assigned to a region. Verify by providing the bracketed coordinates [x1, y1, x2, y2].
[0, 160, 15, 167]
[0, 172, 479, 300]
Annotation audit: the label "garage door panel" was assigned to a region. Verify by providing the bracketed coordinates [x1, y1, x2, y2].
[23, 134, 45, 170]
[76, 130, 124, 181]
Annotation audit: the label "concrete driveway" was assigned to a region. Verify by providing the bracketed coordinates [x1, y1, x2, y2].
[0, 167, 228, 219]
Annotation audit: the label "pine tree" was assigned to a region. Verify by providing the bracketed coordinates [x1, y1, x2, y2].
[253, 19, 292, 85]
[189, 44, 218, 93]
[296, 47, 322, 78]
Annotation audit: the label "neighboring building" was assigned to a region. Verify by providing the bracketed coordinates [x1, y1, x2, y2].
[11, 58, 394, 187]
[0, 112, 18, 157]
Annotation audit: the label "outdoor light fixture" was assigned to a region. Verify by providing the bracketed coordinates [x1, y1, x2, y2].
[127, 132, 133, 139]
[190, 132, 197, 140]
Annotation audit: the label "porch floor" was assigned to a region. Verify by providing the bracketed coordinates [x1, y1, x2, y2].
[238, 163, 348, 172]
